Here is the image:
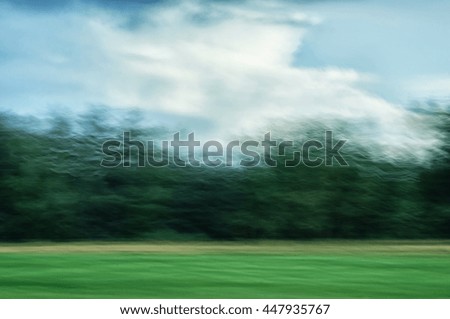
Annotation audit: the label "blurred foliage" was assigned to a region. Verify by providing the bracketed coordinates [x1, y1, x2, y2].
[0, 109, 449, 241]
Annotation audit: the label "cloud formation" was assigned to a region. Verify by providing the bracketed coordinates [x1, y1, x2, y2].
[0, 0, 442, 160]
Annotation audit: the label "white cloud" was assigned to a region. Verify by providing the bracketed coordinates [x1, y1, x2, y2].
[0, 0, 442, 161]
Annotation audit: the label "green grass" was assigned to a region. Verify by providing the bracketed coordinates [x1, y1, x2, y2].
[0, 242, 449, 298]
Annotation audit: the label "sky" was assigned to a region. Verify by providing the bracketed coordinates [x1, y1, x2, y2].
[0, 0, 448, 160]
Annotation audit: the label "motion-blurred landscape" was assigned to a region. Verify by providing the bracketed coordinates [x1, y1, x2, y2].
[0, 106, 449, 241]
[0, 0, 449, 299]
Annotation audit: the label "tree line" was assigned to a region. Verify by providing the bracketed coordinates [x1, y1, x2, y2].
[0, 108, 448, 241]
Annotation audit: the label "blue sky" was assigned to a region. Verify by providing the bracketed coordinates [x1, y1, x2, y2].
[295, 0, 450, 102]
[0, 0, 447, 159]
[1, 0, 449, 111]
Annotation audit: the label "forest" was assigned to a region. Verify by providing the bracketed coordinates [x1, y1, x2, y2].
[0, 107, 448, 241]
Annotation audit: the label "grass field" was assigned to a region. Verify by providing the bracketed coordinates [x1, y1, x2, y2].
[0, 241, 449, 298]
